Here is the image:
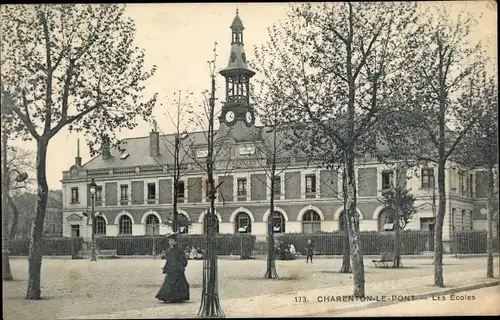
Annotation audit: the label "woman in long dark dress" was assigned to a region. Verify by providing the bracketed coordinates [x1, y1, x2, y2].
[156, 233, 190, 303]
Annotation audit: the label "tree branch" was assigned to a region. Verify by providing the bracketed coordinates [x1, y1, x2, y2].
[444, 117, 478, 161]
[11, 92, 40, 140]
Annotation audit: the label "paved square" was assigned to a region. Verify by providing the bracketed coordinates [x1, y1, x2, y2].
[2, 257, 496, 319]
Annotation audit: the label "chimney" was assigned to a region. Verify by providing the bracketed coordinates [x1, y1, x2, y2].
[150, 129, 159, 157]
[102, 135, 111, 160]
[75, 139, 82, 166]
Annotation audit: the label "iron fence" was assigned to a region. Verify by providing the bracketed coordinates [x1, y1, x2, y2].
[8, 231, 499, 257]
[455, 230, 500, 254]
[9, 237, 84, 256]
[257, 231, 431, 255]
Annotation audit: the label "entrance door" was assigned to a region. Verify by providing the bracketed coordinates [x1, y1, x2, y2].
[71, 225, 80, 238]
[420, 218, 435, 251]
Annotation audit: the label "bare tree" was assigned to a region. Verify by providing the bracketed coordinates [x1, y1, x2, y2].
[253, 2, 418, 297]
[153, 91, 196, 233]
[188, 43, 233, 318]
[1, 4, 156, 299]
[452, 75, 498, 278]
[238, 93, 294, 279]
[394, 5, 490, 287]
[377, 164, 417, 268]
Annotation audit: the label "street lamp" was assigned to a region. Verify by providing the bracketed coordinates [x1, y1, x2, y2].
[89, 178, 97, 261]
[152, 220, 158, 258]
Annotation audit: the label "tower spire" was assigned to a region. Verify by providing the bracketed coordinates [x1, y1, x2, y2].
[219, 11, 256, 129]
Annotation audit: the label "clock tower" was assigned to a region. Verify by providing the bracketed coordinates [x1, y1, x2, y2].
[219, 10, 256, 130]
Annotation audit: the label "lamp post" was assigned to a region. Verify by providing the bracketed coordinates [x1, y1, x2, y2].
[152, 220, 157, 258]
[89, 178, 97, 261]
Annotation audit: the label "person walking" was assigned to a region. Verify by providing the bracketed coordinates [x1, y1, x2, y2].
[305, 239, 315, 263]
[156, 233, 190, 303]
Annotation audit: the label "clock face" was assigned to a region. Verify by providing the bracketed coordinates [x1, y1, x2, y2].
[225, 111, 235, 123]
[245, 111, 253, 124]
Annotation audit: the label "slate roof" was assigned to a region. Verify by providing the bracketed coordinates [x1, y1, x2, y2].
[80, 113, 467, 172]
[219, 43, 254, 75]
[83, 130, 207, 170]
[230, 12, 244, 30]
[81, 124, 300, 171]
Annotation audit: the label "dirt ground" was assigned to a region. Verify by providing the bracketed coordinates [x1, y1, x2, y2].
[2, 257, 492, 320]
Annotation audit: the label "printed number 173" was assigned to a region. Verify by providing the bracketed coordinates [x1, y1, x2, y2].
[294, 296, 308, 303]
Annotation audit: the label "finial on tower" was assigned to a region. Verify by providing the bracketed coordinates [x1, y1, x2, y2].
[75, 138, 82, 166]
[236, 8, 239, 15]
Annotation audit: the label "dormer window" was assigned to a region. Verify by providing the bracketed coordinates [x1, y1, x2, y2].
[196, 149, 208, 158]
[239, 146, 255, 156]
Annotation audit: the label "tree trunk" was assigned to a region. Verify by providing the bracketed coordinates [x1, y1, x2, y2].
[25, 140, 49, 300]
[340, 166, 351, 273]
[2, 129, 13, 281]
[486, 164, 495, 278]
[172, 137, 179, 233]
[433, 160, 446, 287]
[393, 206, 402, 268]
[393, 168, 402, 268]
[197, 75, 223, 318]
[8, 196, 19, 240]
[264, 173, 279, 279]
[346, 154, 365, 297]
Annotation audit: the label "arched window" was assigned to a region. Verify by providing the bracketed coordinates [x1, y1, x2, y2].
[203, 212, 219, 233]
[145, 214, 159, 236]
[302, 210, 321, 233]
[272, 211, 285, 233]
[95, 216, 106, 235]
[378, 208, 394, 232]
[178, 213, 189, 234]
[235, 212, 251, 233]
[119, 215, 132, 235]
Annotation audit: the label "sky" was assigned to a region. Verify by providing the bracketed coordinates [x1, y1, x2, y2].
[6, 1, 497, 190]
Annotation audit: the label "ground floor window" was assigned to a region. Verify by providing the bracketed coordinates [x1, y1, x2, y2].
[204, 212, 219, 233]
[272, 211, 285, 233]
[235, 212, 252, 233]
[302, 210, 321, 233]
[145, 214, 159, 236]
[95, 216, 106, 235]
[119, 215, 132, 235]
[378, 209, 394, 232]
[71, 225, 80, 238]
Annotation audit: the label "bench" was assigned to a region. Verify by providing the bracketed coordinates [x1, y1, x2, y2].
[98, 249, 118, 258]
[372, 252, 400, 268]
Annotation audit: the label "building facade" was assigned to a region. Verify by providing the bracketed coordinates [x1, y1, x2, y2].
[10, 190, 63, 238]
[60, 12, 497, 252]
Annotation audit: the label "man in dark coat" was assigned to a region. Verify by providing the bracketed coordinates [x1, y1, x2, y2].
[156, 233, 190, 302]
[278, 241, 286, 260]
[305, 239, 315, 263]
